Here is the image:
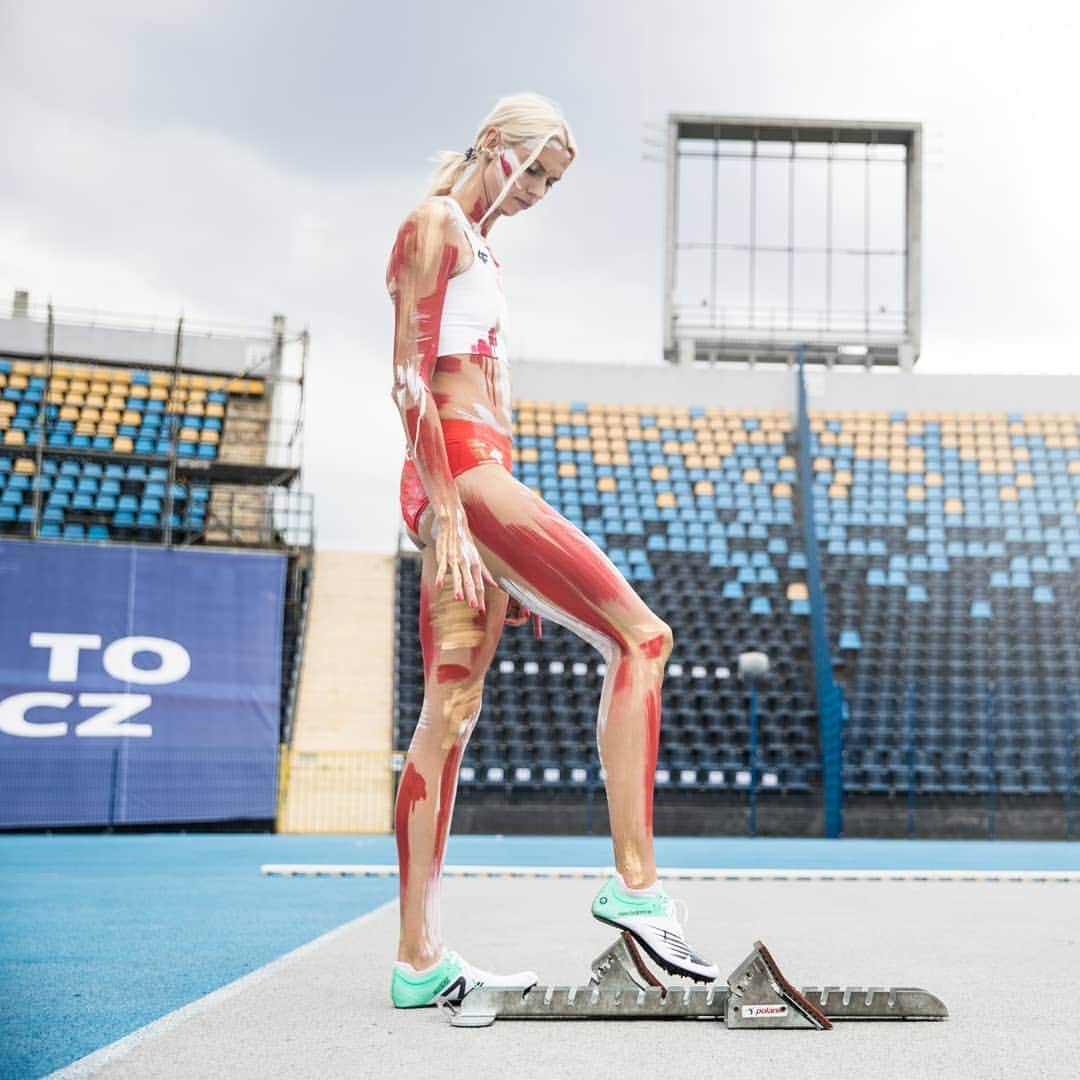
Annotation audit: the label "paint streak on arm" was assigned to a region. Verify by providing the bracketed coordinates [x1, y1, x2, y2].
[386, 200, 462, 527]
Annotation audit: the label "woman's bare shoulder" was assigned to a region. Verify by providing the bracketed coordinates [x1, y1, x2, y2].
[400, 195, 453, 231]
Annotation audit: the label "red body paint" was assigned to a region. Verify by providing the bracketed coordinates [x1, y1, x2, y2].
[394, 762, 428, 894]
[436, 663, 471, 684]
[431, 743, 464, 872]
[437, 355, 463, 373]
[468, 336, 495, 358]
[463, 497, 631, 651]
[639, 633, 667, 659]
[613, 659, 633, 694]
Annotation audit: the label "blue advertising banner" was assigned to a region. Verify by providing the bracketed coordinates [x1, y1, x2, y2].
[0, 539, 286, 826]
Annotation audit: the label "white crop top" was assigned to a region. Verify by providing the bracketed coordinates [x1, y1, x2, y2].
[432, 195, 509, 362]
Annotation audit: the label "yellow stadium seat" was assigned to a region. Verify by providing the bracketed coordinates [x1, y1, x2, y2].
[0, 401, 14, 417]
[179, 428, 199, 443]
[703, 455, 722, 469]
[925, 472, 943, 487]
[999, 486, 1018, 502]
[75, 422, 96, 436]
[944, 498, 964, 515]
[1015, 472, 1034, 488]
[97, 422, 117, 437]
[828, 484, 848, 500]
[558, 462, 577, 478]
[520, 447, 538, 463]
[694, 480, 714, 496]
[656, 492, 676, 508]
[199, 429, 219, 444]
[812, 456, 831, 472]
[612, 452, 630, 466]
[13, 457, 35, 475]
[113, 436, 133, 453]
[4, 429, 26, 446]
[786, 582, 809, 601]
[555, 436, 573, 451]
[684, 455, 703, 470]
[772, 482, 793, 499]
[907, 485, 925, 501]
[597, 477, 617, 492]
[834, 469, 853, 486]
[1068, 459, 1080, 475]
[743, 467, 762, 484]
[593, 452, 612, 466]
[651, 465, 669, 480]
[778, 455, 795, 472]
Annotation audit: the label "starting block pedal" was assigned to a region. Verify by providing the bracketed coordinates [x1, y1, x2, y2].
[442, 932, 948, 1029]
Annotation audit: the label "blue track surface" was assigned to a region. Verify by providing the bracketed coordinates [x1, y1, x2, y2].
[3, 833, 1079, 1078]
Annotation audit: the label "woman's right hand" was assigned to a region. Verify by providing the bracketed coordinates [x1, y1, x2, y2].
[434, 502, 497, 613]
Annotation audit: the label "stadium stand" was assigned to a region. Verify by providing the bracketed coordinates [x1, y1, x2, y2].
[0, 356, 268, 542]
[811, 409, 1080, 799]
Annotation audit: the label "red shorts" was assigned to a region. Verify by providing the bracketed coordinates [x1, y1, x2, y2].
[400, 418, 513, 536]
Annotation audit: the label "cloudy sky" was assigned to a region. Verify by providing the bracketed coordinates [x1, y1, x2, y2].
[2, 1, 1077, 552]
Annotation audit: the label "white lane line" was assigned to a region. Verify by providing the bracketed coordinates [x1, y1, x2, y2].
[46, 898, 397, 1079]
[258, 864, 1080, 883]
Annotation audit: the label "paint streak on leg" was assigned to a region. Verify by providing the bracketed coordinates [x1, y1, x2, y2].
[394, 763, 427, 894]
[432, 742, 465, 873]
[436, 663, 471, 683]
[640, 633, 667, 659]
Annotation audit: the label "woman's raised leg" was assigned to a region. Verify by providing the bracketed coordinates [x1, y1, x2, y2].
[455, 465, 673, 890]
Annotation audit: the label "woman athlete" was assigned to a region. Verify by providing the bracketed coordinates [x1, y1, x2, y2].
[386, 92, 718, 1009]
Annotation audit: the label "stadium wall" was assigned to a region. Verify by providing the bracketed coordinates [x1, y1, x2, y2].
[512, 359, 1080, 414]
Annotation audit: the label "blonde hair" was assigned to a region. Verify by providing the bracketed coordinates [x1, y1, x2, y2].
[425, 92, 577, 230]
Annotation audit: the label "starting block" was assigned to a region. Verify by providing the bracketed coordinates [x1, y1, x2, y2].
[442, 932, 948, 1029]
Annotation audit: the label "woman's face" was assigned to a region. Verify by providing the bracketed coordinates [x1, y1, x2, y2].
[491, 133, 573, 214]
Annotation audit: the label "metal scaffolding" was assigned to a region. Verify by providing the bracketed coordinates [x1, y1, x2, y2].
[664, 114, 922, 369]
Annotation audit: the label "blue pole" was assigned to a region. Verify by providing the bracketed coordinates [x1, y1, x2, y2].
[1067, 688, 1076, 842]
[906, 682, 917, 839]
[748, 682, 759, 838]
[586, 757, 596, 835]
[986, 687, 995, 841]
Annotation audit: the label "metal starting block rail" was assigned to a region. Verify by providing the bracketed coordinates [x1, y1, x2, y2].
[442, 933, 948, 1029]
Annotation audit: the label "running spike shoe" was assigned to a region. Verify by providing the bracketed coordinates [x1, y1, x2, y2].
[390, 949, 539, 1008]
[591, 875, 719, 983]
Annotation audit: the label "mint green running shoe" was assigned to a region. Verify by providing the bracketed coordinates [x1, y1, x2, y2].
[591, 875, 719, 983]
[390, 949, 538, 1008]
